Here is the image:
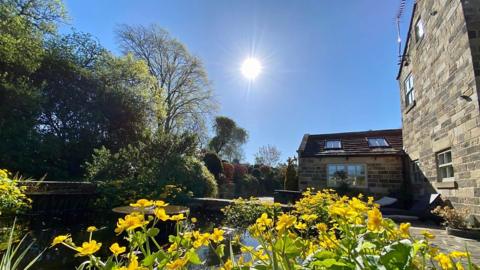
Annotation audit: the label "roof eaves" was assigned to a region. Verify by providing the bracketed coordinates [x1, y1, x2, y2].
[396, 2, 417, 80]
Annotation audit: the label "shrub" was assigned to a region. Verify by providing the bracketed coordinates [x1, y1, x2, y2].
[234, 174, 259, 197]
[233, 164, 247, 179]
[85, 134, 217, 208]
[202, 152, 223, 178]
[222, 162, 234, 182]
[0, 169, 31, 215]
[284, 157, 298, 190]
[432, 206, 470, 229]
[222, 198, 282, 231]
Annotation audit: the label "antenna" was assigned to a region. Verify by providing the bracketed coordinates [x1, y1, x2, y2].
[395, 0, 406, 65]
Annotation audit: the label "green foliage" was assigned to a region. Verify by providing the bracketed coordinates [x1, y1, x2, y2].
[0, 169, 31, 216]
[202, 152, 223, 178]
[208, 116, 248, 161]
[284, 157, 299, 190]
[221, 198, 282, 231]
[85, 133, 217, 208]
[0, 220, 43, 270]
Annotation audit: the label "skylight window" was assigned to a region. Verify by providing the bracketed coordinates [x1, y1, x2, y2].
[325, 140, 342, 149]
[367, 138, 390, 147]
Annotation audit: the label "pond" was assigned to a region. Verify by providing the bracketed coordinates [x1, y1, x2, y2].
[0, 209, 257, 269]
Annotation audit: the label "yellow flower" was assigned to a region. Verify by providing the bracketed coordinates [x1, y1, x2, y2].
[256, 213, 273, 227]
[456, 262, 465, 270]
[192, 231, 210, 248]
[51, 234, 71, 247]
[220, 259, 233, 270]
[276, 214, 296, 232]
[398, 222, 410, 238]
[210, 228, 225, 243]
[167, 242, 178, 253]
[115, 212, 149, 235]
[367, 208, 383, 232]
[191, 217, 197, 223]
[75, 240, 101, 256]
[449, 251, 468, 259]
[294, 222, 307, 230]
[170, 214, 186, 221]
[154, 200, 169, 207]
[121, 254, 147, 270]
[154, 208, 170, 221]
[434, 253, 453, 270]
[109, 243, 126, 256]
[166, 257, 188, 269]
[421, 230, 435, 240]
[87, 226, 98, 233]
[130, 199, 154, 208]
[316, 223, 328, 233]
[301, 214, 318, 223]
[0, 169, 8, 179]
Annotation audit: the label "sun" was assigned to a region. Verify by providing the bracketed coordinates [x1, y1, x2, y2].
[241, 58, 262, 80]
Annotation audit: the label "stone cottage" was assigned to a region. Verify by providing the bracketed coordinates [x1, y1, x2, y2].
[297, 129, 404, 196]
[397, 0, 480, 216]
[298, 0, 480, 216]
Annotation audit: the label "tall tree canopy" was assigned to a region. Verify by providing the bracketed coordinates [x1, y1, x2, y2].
[254, 145, 282, 167]
[208, 116, 248, 162]
[116, 24, 217, 135]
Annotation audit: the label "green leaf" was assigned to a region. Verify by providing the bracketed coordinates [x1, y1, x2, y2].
[187, 249, 202, 264]
[216, 244, 225, 258]
[379, 240, 413, 269]
[147, 227, 160, 237]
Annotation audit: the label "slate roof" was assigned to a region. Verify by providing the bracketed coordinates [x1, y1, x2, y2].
[298, 129, 403, 157]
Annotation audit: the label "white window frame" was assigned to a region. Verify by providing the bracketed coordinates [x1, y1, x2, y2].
[437, 149, 454, 182]
[327, 164, 367, 188]
[325, 140, 342, 149]
[415, 18, 424, 41]
[404, 74, 414, 107]
[367, 137, 390, 147]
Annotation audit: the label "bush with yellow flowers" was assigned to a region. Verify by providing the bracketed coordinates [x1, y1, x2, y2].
[0, 169, 31, 215]
[54, 192, 479, 270]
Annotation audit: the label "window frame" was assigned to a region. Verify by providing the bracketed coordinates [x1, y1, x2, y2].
[324, 140, 342, 150]
[436, 149, 454, 182]
[404, 74, 414, 107]
[415, 18, 425, 42]
[327, 164, 368, 188]
[367, 137, 390, 148]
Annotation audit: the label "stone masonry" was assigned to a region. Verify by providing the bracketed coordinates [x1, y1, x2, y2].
[398, 0, 480, 216]
[298, 156, 404, 196]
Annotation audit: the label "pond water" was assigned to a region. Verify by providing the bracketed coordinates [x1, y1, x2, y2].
[0, 209, 256, 269]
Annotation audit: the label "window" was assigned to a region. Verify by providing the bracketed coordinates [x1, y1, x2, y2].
[327, 164, 367, 188]
[415, 18, 424, 41]
[325, 140, 342, 149]
[404, 74, 414, 107]
[367, 138, 390, 147]
[411, 160, 422, 183]
[437, 149, 454, 181]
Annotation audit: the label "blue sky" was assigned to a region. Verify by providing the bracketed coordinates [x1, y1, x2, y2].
[61, 0, 413, 163]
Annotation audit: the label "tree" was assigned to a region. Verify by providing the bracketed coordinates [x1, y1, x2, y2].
[254, 145, 281, 167]
[0, 0, 66, 177]
[202, 152, 223, 179]
[208, 116, 248, 161]
[116, 24, 217, 135]
[284, 157, 298, 190]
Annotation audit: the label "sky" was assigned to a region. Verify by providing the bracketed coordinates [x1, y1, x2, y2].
[61, 0, 414, 164]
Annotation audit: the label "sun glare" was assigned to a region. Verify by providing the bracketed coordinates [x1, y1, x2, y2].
[241, 58, 262, 80]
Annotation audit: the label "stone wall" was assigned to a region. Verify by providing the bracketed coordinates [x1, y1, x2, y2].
[398, 0, 480, 216]
[298, 155, 404, 197]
